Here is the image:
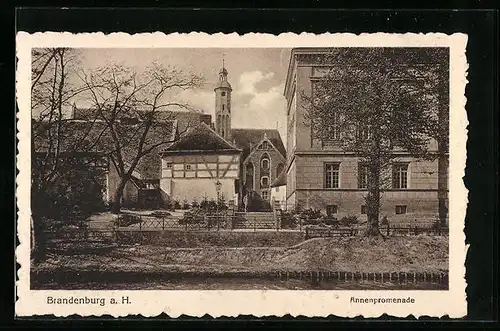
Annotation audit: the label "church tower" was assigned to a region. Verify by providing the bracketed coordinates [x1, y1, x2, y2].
[214, 56, 232, 141]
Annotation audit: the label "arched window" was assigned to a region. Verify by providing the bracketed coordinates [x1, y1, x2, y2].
[259, 141, 269, 150]
[261, 176, 269, 188]
[222, 104, 225, 111]
[261, 158, 269, 170]
[245, 162, 254, 190]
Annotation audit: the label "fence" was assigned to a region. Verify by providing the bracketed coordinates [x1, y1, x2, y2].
[44, 213, 448, 246]
[113, 213, 280, 232]
[305, 227, 358, 239]
[383, 223, 449, 236]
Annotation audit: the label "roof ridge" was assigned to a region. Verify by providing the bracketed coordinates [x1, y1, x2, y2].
[162, 121, 242, 152]
[232, 127, 279, 131]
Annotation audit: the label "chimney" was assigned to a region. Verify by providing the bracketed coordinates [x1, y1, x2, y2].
[200, 114, 212, 126]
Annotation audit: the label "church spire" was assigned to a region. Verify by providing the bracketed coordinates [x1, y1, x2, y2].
[214, 55, 232, 141]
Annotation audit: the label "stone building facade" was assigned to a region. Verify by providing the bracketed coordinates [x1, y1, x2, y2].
[283, 48, 448, 223]
[241, 135, 286, 202]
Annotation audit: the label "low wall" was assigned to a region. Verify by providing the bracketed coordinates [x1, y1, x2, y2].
[116, 230, 305, 248]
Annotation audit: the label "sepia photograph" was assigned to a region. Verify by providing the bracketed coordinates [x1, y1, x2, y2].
[29, 46, 450, 291]
[16, 31, 468, 318]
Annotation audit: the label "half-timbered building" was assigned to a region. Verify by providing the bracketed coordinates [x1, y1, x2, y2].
[159, 122, 242, 203]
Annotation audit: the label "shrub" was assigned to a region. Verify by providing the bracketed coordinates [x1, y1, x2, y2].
[149, 211, 172, 218]
[200, 198, 216, 212]
[217, 196, 228, 211]
[322, 215, 340, 227]
[191, 199, 199, 209]
[339, 215, 359, 227]
[178, 208, 205, 225]
[299, 208, 324, 221]
[199, 197, 228, 214]
[114, 213, 142, 227]
[280, 211, 298, 229]
[32, 166, 107, 225]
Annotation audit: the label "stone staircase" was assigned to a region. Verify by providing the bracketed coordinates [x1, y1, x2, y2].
[232, 211, 276, 229]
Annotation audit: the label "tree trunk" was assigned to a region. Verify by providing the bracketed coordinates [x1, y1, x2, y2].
[111, 177, 128, 214]
[438, 150, 449, 227]
[31, 194, 47, 263]
[365, 191, 382, 236]
[32, 218, 47, 262]
[364, 159, 383, 237]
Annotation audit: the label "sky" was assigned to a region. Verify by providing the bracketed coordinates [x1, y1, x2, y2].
[73, 48, 292, 143]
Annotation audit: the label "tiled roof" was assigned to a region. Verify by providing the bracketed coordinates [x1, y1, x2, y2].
[32, 118, 176, 179]
[161, 122, 241, 154]
[271, 168, 287, 187]
[230, 128, 286, 160]
[72, 107, 205, 134]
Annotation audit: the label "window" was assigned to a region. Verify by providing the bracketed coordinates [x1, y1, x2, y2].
[358, 163, 368, 189]
[185, 164, 192, 170]
[166, 162, 172, 169]
[222, 104, 225, 110]
[93, 158, 108, 168]
[312, 66, 332, 77]
[392, 163, 409, 189]
[326, 204, 338, 216]
[361, 205, 367, 214]
[320, 112, 341, 146]
[261, 190, 269, 200]
[221, 91, 226, 96]
[324, 163, 340, 188]
[261, 176, 269, 188]
[357, 124, 372, 141]
[259, 141, 269, 150]
[261, 158, 269, 170]
[395, 205, 407, 214]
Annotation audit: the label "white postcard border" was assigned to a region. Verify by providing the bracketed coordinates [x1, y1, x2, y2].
[16, 32, 468, 318]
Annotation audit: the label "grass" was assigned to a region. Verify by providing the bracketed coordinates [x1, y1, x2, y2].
[35, 235, 448, 275]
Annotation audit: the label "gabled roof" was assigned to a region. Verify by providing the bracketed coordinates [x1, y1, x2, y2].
[231, 128, 286, 160]
[243, 134, 286, 164]
[161, 122, 241, 155]
[271, 168, 287, 187]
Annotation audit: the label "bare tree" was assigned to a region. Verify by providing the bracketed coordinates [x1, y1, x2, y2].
[79, 63, 204, 213]
[31, 48, 92, 261]
[302, 48, 444, 236]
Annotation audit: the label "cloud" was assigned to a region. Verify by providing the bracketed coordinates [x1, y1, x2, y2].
[232, 71, 287, 142]
[166, 70, 288, 143]
[237, 71, 276, 96]
[170, 88, 214, 115]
